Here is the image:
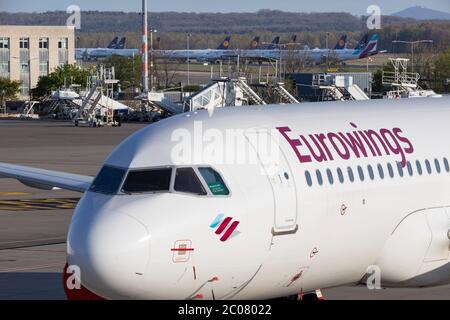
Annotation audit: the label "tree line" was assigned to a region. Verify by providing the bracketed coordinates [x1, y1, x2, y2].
[0, 10, 416, 33]
[1, 10, 450, 51]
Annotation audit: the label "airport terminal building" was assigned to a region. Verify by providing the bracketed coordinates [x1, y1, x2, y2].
[0, 26, 75, 99]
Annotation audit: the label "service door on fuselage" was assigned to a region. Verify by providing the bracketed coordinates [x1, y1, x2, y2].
[245, 129, 298, 234]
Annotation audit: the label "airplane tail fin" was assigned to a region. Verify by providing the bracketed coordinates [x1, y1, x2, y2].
[107, 37, 119, 49]
[250, 36, 260, 49]
[291, 35, 297, 43]
[334, 34, 347, 50]
[267, 36, 280, 49]
[358, 34, 380, 58]
[355, 33, 369, 50]
[217, 36, 231, 50]
[116, 37, 127, 49]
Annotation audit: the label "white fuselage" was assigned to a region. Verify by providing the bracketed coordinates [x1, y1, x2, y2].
[67, 97, 450, 299]
[76, 48, 139, 60]
[237, 48, 359, 63]
[155, 49, 231, 62]
[154, 48, 373, 64]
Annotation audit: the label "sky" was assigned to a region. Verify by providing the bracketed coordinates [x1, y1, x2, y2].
[0, 0, 449, 15]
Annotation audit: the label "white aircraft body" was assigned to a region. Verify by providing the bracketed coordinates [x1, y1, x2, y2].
[156, 48, 231, 63]
[155, 36, 232, 63]
[1, 97, 450, 300]
[238, 34, 381, 64]
[76, 48, 139, 61]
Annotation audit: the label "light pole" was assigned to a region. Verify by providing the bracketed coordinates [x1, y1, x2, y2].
[279, 45, 282, 82]
[326, 32, 330, 69]
[187, 33, 191, 89]
[132, 51, 136, 93]
[392, 40, 433, 73]
[150, 27, 157, 91]
[141, 0, 149, 98]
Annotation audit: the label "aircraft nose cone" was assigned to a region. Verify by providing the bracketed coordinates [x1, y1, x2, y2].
[67, 204, 150, 299]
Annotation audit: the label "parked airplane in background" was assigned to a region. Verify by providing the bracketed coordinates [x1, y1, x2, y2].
[75, 37, 138, 61]
[154, 34, 354, 64]
[116, 37, 127, 50]
[240, 34, 381, 65]
[259, 36, 281, 50]
[249, 36, 261, 49]
[334, 34, 348, 50]
[0, 97, 448, 300]
[154, 36, 233, 62]
[107, 37, 119, 49]
[355, 34, 369, 50]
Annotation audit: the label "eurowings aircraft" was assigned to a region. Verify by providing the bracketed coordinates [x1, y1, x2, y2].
[154, 37, 232, 63]
[239, 34, 380, 64]
[1, 97, 449, 300]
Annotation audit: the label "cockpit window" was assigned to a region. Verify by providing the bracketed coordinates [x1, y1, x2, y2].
[199, 167, 230, 196]
[174, 168, 207, 195]
[90, 165, 127, 195]
[122, 168, 172, 194]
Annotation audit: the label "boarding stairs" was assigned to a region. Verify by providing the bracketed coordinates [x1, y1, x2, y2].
[325, 86, 346, 101]
[84, 91, 103, 117]
[76, 80, 102, 119]
[274, 82, 300, 104]
[234, 78, 267, 105]
[151, 98, 183, 115]
[344, 84, 370, 101]
[20, 101, 40, 119]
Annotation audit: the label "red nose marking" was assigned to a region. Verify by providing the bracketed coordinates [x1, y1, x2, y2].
[63, 263, 105, 300]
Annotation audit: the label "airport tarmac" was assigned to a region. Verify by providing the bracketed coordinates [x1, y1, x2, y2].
[0, 119, 449, 300]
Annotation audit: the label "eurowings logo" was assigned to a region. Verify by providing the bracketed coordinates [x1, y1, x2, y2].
[210, 214, 240, 242]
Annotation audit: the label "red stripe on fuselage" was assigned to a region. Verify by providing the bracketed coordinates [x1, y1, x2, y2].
[220, 221, 240, 242]
[215, 217, 232, 235]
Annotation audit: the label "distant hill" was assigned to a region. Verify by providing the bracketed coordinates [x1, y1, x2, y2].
[1, 10, 449, 51]
[0, 10, 415, 33]
[393, 6, 450, 20]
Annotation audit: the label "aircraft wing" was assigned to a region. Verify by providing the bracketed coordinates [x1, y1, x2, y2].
[0, 163, 93, 193]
